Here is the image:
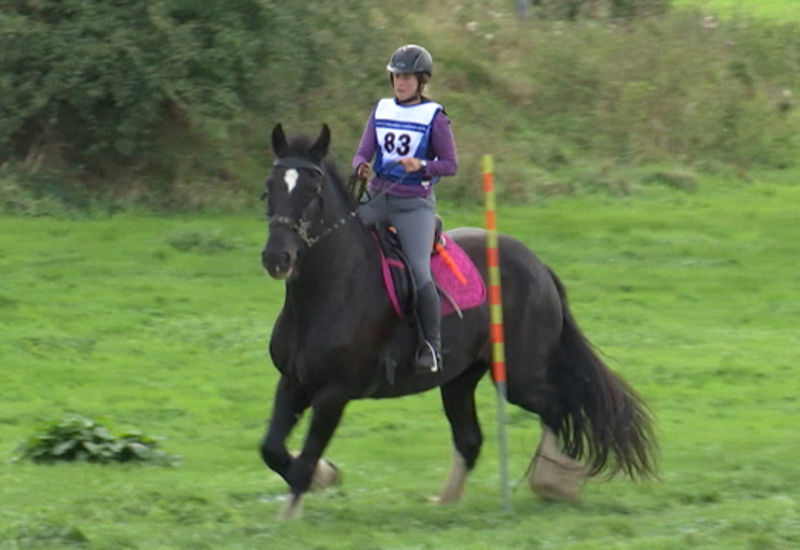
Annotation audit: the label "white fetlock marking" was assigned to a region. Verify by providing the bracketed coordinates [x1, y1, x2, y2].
[434, 450, 468, 504]
[529, 426, 590, 503]
[310, 459, 341, 491]
[278, 494, 303, 520]
[289, 451, 341, 492]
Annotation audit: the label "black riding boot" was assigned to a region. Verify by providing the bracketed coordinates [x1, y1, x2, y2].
[415, 282, 442, 373]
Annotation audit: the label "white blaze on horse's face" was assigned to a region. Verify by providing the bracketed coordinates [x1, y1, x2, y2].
[284, 169, 299, 194]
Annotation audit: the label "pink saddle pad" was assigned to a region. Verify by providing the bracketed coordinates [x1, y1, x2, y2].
[432, 234, 486, 317]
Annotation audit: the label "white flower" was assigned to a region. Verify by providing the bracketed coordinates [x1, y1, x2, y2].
[701, 16, 719, 29]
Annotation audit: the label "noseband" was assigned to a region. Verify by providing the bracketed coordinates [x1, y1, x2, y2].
[267, 157, 357, 248]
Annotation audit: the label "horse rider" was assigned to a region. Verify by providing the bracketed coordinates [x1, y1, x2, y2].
[352, 44, 459, 373]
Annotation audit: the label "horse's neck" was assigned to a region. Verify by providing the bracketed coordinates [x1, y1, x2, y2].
[286, 214, 379, 305]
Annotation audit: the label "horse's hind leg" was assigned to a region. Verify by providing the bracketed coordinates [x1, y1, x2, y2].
[505, 351, 591, 502]
[435, 361, 488, 504]
[528, 423, 591, 502]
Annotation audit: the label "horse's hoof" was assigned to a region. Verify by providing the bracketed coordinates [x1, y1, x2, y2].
[430, 491, 462, 505]
[432, 450, 467, 504]
[530, 453, 589, 503]
[278, 494, 303, 520]
[532, 480, 581, 502]
[288, 452, 342, 492]
[310, 459, 341, 491]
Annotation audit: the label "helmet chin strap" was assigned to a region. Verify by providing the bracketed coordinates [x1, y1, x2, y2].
[397, 93, 421, 105]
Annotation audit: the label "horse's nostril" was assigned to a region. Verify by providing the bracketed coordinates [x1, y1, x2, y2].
[262, 246, 295, 277]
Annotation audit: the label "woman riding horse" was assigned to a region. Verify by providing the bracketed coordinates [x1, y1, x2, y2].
[260, 124, 657, 519]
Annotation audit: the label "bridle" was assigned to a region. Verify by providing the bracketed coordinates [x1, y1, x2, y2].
[266, 157, 357, 248]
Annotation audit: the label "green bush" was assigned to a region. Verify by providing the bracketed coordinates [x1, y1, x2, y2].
[0, 1, 270, 165]
[14, 414, 180, 465]
[2, 1, 800, 210]
[0, 171, 73, 217]
[0, 0, 382, 207]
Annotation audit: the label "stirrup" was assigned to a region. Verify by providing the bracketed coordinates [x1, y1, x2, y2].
[415, 340, 442, 374]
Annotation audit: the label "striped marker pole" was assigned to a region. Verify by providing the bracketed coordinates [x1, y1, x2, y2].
[482, 155, 511, 512]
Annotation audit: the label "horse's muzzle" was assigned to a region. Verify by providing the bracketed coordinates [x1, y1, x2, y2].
[262, 246, 296, 279]
[262, 229, 301, 280]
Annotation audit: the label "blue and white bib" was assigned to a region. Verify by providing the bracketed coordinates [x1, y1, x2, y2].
[373, 98, 442, 186]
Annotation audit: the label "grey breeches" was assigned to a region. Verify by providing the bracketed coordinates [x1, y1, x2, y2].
[357, 193, 437, 288]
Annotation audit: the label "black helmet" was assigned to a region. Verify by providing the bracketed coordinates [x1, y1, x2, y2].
[386, 44, 433, 77]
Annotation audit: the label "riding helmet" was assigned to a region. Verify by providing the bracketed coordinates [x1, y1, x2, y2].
[386, 44, 433, 77]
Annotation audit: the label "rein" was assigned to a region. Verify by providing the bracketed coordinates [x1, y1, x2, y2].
[267, 157, 419, 248]
[356, 161, 414, 204]
[268, 157, 357, 249]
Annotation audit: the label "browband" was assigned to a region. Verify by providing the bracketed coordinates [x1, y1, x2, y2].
[274, 157, 324, 175]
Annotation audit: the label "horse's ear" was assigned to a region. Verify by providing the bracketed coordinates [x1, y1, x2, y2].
[272, 124, 288, 157]
[309, 124, 331, 161]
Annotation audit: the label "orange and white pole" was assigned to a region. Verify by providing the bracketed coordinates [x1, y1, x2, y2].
[483, 155, 511, 511]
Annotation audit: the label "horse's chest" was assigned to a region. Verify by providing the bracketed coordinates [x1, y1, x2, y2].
[270, 312, 367, 380]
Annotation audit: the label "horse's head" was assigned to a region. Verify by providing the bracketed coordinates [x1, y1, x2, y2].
[261, 123, 331, 279]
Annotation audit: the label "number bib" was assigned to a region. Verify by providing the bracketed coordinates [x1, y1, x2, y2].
[373, 98, 442, 186]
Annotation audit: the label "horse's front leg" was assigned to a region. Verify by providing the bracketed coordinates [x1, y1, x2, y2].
[279, 385, 348, 519]
[435, 362, 487, 504]
[260, 376, 311, 485]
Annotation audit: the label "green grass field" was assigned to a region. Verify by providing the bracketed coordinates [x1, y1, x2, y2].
[1, 172, 798, 549]
[674, 0, 800, 19]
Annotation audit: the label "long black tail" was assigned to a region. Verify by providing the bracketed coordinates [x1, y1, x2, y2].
[548, 268, 658, 480]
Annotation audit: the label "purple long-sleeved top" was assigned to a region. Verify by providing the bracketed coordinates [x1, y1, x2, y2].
[352, 100, 458, 198]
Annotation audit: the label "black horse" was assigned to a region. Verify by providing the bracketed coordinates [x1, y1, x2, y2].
[259, 124, 657, 518]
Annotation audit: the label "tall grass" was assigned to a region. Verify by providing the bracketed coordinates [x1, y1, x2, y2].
[422, 3, 799, 173]
[214, 0, 800, 205]
[4, 1, 800, 212]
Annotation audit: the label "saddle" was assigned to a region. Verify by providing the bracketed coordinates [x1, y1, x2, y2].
[370, 217, 486, 386]
[372, 216, 486, 320]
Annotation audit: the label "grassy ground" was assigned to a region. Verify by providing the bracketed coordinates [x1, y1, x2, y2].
[1, 172, 798, 549]
[674, 0, 800, 19]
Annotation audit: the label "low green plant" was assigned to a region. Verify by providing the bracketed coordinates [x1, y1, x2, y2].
[641, 168, 700, 192]
[12, 520, 89, 548]
[0, 176, 68, 217]
[14, 414, 180, 466]
[530, 0, 670, 20]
